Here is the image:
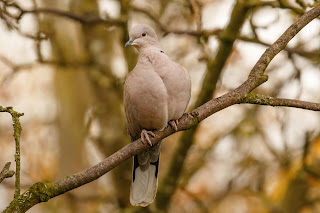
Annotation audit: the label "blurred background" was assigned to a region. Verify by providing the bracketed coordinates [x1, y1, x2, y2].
[0, 0, 320, 212]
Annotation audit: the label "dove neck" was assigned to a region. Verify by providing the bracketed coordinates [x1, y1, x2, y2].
[136, 45, 162, 55]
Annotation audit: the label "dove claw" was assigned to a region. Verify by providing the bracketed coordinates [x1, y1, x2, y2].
[141, 129, 155, 146]
[169, 120, 179, 132]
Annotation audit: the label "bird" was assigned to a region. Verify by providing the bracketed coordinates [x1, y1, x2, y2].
[124, 24, 191, 207]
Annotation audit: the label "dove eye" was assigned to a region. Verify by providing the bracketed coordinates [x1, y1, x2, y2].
[142, 33, 146, 37]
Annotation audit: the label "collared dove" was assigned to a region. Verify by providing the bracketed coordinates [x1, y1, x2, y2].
[124, 24, 191, 207]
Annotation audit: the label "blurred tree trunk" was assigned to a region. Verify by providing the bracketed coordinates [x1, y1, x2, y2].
[37, 0, 97, 212]
[280, 170, 308, 213]
[37, 0, 131, 210]
[39, 0, 131, 206]
[37, 0, 94, 181]
[69, 0, 132, 207]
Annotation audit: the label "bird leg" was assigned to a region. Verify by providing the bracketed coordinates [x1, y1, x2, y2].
[141, 129, 155, 146]
[169, 120, 179, 132]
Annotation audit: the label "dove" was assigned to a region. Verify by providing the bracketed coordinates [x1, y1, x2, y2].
[124, 24, 191, 207]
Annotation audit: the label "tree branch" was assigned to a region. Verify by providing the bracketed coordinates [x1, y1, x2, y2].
[239, 35, 320, 59]
[0, 162, 15, 184]
[130, 5, 221, 37]
[0, 106, 24, 199]
[2, 3, 320, 213]
[20, 8, 123, 25]
[0, 1, 123, 26]
[241, 93, 320, 111]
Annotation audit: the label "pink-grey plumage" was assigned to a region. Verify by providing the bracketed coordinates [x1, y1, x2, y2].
[124, 24, 191, 207]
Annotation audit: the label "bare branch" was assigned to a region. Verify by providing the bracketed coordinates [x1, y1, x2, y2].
[239, 35, 320, 59]
[131, 5, 221, 37]
[0, 1, 123, 26]
[240, 4, 320, 94]
[0, 162, 15, 184]
[241, 93, 320, 111]
[21, 7, 123, 25]
[132, 5, 320, 60]
[0, 106, 24, 199]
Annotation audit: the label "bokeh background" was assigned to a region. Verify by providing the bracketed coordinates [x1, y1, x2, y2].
[1, 0, 320, 212]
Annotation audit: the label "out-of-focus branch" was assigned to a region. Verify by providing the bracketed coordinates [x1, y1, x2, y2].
[0, 1, 123, 26]
[0, 162, 15, 184]
[241, 93, 320, 111]
[2, 1, 318, 60]
[239, 35, 320, 59]
[0, 106, 24, 198]
[0, 54, 100, 84]
[21, 8, 123, 25]
[302, 134, 320, 178]
[130, 5, 221, 37]
[131, 4, 320, 61]
[0, 54, 43, 73]
[279, 0, 306, 14]
[0, 1, 49, 39]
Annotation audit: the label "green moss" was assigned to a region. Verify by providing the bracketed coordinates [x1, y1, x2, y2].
[3, 182, 57, 212]
[261, 74, 269, 81]
[190, 111, 200, 127]
[29, 182, 55, 202]
[244, 93, 274, 106]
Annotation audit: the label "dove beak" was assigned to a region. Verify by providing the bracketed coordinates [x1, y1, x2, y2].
[125, 38, 135, 47]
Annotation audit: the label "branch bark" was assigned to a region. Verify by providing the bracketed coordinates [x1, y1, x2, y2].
[0, 106, 24, 199]
[0, 162, 15, 184]
[241, 93, 320, 110]
[2, 3, 320, 213]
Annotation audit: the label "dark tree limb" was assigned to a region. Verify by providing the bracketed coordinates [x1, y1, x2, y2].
[2, 3, 320, 213]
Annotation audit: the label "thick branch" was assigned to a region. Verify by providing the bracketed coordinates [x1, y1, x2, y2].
[241, 93, 320, 111]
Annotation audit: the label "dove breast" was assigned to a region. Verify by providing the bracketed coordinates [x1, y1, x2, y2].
[141, 48, 191, 121]
[124, 54, 169, 137]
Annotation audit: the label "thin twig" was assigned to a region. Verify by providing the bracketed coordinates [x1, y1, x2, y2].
[0, 106, 24, 198]
[0, 162, 15, 184]
[18, 7, 123, 26]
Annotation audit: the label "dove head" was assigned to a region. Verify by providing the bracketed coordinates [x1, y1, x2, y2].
[125, 24, 160, 50]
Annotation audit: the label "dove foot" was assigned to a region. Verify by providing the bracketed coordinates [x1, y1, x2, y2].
[169, 120, 179, 132]
[141, 129, 155, 146]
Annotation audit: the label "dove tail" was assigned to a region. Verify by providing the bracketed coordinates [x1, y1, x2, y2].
[130, 155, 159, 207]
